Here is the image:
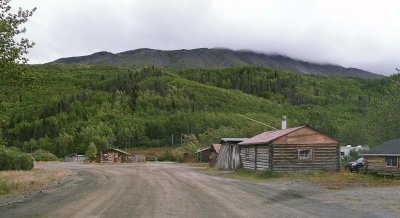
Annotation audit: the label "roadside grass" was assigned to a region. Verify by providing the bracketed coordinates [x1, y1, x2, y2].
[0, 169, 72, 197]
[228, 169, 400, 189]
[0, 177, 14, 195]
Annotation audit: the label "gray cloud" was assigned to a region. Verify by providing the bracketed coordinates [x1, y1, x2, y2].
[11, 0, 400, 75]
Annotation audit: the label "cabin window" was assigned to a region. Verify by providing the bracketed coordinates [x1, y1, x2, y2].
[298, 149, 312, 161]
[385, 157, 398, 167]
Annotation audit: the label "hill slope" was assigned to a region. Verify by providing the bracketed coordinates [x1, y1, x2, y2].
[50, 48, 382, 79]
[1, 64, 394, 157]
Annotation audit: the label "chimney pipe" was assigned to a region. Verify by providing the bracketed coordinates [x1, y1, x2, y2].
[281, 115, 287, 130]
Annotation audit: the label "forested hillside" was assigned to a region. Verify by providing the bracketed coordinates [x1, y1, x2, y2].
[50, 48, 382, 79]
[0, 64, 398, 157]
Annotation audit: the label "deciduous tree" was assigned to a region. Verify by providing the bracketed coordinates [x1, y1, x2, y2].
[0, 0, 36, 76]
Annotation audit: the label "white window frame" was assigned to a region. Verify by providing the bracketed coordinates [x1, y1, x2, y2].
[385, 157, 398, 167]
[298, 149, 312, 161]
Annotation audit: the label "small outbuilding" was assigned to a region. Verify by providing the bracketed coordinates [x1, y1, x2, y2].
[360, 139, 400, 176]
[239, 126, 339, 172]
[196, 144, 221, 162]
[97, 148, 131, 163]
[64, 153, 86, 162]
[217, 138, 248, 170]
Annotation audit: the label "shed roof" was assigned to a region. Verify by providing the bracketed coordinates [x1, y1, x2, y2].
[212, 144, 221, 153]
[196, 147, 211, 153]
[196, 144, 222, 154]
[220, 138, 248, 143]
[101, 148, 131, 155]
[361, 139, 400, 156]
[239, 126, 304, 145]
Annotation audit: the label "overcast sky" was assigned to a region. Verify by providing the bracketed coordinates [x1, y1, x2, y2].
[11, 0, 400, 75]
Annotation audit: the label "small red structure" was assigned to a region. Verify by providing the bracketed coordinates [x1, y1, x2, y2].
[183, 152, 192, 162]
[97, 148, 131, 163]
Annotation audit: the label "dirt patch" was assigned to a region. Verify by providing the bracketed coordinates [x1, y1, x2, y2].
[1, 162, 397, 217]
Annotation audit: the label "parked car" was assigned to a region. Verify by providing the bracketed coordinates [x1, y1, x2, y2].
[346, 157, 365, 172]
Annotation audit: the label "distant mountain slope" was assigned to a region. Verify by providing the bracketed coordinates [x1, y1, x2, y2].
[50, 48, 382, 78]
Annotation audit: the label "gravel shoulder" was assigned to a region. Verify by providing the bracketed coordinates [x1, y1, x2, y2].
[0, 162, 398, 218]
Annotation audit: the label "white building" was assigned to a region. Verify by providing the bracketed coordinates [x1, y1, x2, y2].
[340, 145, 369, 158]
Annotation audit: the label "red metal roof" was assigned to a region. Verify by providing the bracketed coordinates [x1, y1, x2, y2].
[239, 126, 304, 145]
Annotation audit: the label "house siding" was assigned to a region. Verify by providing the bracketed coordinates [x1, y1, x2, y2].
[239, 145, 269, 170]
[365, 156, 400, 176]
[271, 144, 339, 172]
[217, 143, 240, 170]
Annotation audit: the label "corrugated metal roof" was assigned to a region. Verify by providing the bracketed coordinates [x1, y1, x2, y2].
[109, 148, 131, 155]
[220, 138, 248, 143]
[361, 139, 400, 156]
[196, 147, 211, 153]
[239, 126, 304, 145]
[212, 144, 221, 153]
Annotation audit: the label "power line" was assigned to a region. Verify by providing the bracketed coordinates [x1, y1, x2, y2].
[236, 113, 278, 130]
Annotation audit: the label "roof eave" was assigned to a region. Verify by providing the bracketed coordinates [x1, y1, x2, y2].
[361, 154, 400, 157]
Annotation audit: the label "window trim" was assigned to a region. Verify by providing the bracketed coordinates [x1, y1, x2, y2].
[385, 156, 398, 168]
[298, 149, 313, 161]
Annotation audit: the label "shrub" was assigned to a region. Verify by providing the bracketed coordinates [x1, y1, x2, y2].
[157, 150, 176, 161]
[0, 177, 13, 195]
[85, 142, 98, 162]
[257, 169, 282, 178]
[0, 146, 34, 171]
[33, 149, 58, 161]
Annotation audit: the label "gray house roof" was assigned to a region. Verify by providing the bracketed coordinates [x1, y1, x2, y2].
[220, 138, 248, 143]
[361, 139, 400, 156]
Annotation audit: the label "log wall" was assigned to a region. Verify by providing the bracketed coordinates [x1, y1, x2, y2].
[271, 144, 339, 172]
[365, 156, 400, 176]
[240, 145, 269, 170]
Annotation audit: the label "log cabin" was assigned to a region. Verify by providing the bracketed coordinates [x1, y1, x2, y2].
[238, 126, 340, 172]
[217, 138, 248, 170]
[97, 148, 131, 163]
[360, 139, 400, 176]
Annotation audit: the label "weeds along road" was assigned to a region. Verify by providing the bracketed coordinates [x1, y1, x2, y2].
[0, 162, 378, 218]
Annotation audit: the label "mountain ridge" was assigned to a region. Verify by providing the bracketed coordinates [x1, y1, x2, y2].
[50, 48, 383, 78]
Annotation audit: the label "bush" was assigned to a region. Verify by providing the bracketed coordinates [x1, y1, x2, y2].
[33, 149, 58, 161]
[85, 142, 97, 162]
[0, 146, 34, 170]
[257, 169, 282, 178]
[157, 150, 176, 161]
[0, 177, 12, 194]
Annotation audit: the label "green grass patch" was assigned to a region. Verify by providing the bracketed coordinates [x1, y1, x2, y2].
[229, 168, 400, 189]
[0, 177, 14, 195]
[231, 168, 283, 180]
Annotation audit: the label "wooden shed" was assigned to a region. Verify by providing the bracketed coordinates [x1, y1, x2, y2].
[239, 126, 339, 172]
[97, 148, 131, 163]
[360, 139, 400, 176]
[196, 144, 221, 162]
[217, 138, 248, 170]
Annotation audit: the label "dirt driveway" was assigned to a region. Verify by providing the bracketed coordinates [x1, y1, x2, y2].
[0, 162, 397, 218]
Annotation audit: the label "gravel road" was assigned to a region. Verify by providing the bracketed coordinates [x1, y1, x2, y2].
[0, 162, 395, 218]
